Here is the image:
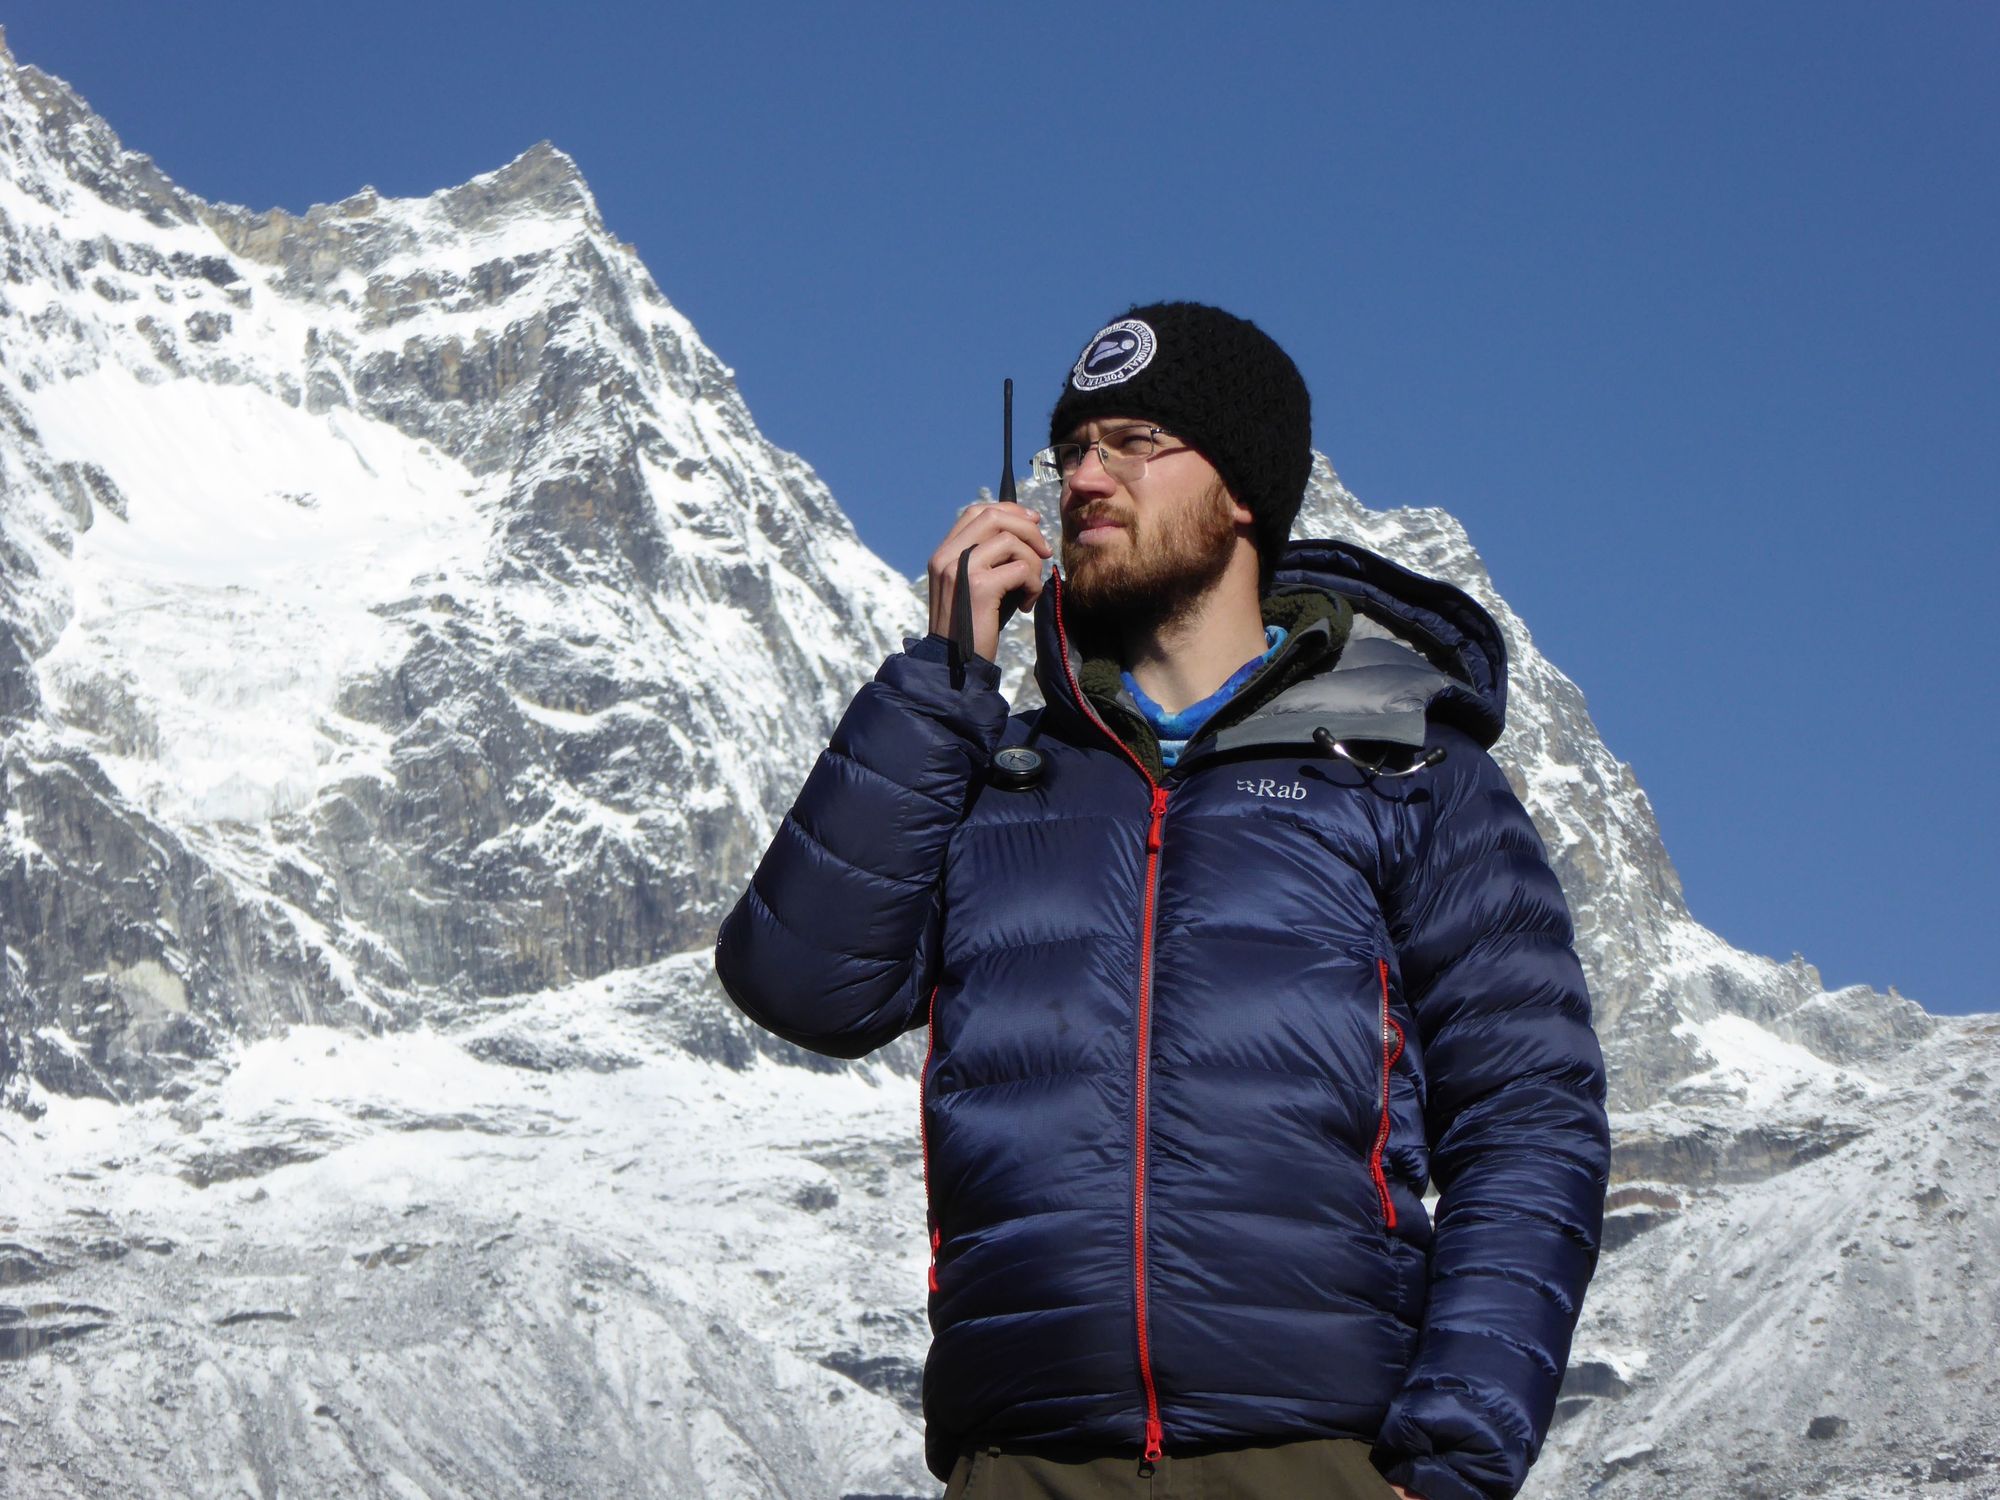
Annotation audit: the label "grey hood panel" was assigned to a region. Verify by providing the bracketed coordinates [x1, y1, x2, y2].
[1212, 635, 1450, 752]
[1272, 539, 1508, 747]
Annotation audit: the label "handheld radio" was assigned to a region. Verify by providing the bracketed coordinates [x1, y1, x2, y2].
[953, 378, 1048, 790]
[950, 378, 1030, 665]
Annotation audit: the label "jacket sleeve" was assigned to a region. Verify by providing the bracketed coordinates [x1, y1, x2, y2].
[714, 637, 1009, 1059]
[1371, 727, 1611, 1500]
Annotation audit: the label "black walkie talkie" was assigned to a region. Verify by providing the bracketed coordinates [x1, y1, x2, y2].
[950, 379, 1048, 789]
[983, 377, 1049, 790]
[950, 378, 1029, 675]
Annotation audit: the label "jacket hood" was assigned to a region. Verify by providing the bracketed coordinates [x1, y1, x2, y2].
[1033, 536, 1509, 753]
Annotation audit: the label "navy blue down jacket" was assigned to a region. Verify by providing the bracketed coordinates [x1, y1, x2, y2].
[715, 539, 1609, 1500]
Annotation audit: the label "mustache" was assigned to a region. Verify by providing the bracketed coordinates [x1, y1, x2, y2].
[1063, 505, 1129, 534]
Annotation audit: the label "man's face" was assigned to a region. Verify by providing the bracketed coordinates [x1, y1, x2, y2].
[1058, 418, 1251, 631]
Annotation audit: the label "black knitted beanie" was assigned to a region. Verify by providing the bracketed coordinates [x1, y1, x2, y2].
[1049, 301, 1312, 575]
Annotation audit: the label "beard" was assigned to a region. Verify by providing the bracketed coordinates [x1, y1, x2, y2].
[1061, 477, 1239, 639]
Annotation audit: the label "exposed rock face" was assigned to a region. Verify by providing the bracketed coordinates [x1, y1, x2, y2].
[0, 26, 1991, 1500]
[1534, 1015, 2000, 1500]
[0, 31, 916, 1105]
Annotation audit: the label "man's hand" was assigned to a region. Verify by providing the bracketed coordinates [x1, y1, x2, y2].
[1388, 1487, 1420, 1499]
[927, 501, 1050, 663]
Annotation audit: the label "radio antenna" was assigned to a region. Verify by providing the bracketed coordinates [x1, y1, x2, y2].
[998, 377, 1016, 504]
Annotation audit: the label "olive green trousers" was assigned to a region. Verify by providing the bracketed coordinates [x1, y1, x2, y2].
[940, 1438, 1402, 1499]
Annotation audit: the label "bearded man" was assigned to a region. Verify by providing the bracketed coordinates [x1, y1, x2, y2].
[715, 302, 1609, 1500]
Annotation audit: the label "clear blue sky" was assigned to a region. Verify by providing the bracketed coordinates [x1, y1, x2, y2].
[5, 3, 1994, 1015]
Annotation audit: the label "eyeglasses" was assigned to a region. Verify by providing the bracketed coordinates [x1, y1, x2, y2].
[1031, 425, 1189, 482]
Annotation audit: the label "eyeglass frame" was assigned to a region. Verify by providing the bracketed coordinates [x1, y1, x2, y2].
[1031, 424, 1197, 484]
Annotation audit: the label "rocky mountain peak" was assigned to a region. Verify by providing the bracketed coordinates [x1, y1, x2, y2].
[441, 139, 598, 224]
[199, 142, 602, 298]
[0, 38, 192, 232]
[0, 38, 917, 1109]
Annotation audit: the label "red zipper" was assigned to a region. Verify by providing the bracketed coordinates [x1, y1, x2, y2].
[1370, 958, 1406, 1230]
[920, 982, 941, 1292]
[1053, 573, 1168, 1466]
[1133, 782, 1169, 1465]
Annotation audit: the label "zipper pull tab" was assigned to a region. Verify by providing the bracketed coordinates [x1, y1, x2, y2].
[1141, 1416, 1164, 1471]
[1146, 786, 1168, 850]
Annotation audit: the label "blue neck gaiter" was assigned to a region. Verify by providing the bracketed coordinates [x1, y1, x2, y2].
[1122, 625, 1288, 769]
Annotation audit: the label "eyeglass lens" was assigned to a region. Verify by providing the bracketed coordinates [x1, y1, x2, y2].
[1033, 427, 1161, 480]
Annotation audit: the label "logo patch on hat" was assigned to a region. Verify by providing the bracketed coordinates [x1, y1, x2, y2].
[1070, 319, 1157, 391]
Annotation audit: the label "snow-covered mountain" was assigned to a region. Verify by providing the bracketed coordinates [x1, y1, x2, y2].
[0, 29, 1992, 1499]
[0, 28, 917, 1112]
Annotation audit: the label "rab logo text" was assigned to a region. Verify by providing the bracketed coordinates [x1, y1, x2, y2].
[1237, 777, 1308, 801]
